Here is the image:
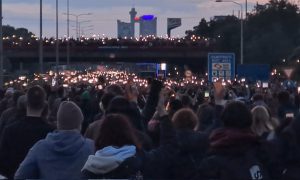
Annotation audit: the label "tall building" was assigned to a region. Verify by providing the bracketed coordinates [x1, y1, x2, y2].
[117, 8, 136, 38]
[117, 8, 157, 38]
[117, 20, 133, 38]
[140, 17, 157, 37]
[130, 8, 137, 37]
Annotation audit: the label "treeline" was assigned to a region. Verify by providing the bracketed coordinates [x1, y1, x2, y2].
[186, 0, 300, 66]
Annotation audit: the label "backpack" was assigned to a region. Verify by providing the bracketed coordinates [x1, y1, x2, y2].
[198, 148, 270, 180]
[82, 155, 144, 180]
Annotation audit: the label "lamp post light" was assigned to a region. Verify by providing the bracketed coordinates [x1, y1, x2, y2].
[78, 20, 91, 38]
[216, 0, 244, 65]
[63, 13, 92, 39]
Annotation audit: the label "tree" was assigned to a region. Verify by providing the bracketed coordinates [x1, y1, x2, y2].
[2, 25, 34, 39]
[186, 0, 300, 65]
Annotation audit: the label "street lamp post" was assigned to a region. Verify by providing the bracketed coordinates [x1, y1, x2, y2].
[78, 20, 91, 37]
[63, 13, 92, 39]
[0, 0, 3, 88]
[216, 0, 244, 65]
[67, 0, 70, 67]
[56, 0, 59, 74]
[39, 0, 43, 73]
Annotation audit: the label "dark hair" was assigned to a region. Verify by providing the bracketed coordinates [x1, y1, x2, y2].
[13, 91, 25, 106]
[221, 101, 252, 129]
[105, 84, 124, 96]
[172, 108, 199, 130]
[197, 103, 215, 131]
[252, 93, 264, 102]
[101, 93, 115, 111]
[95, 114, 141, 150]
[181, 95, 192, 107]
[106, 96, 143, 131]
[27, 85, 46, 110]
[278, 91, 290, 105]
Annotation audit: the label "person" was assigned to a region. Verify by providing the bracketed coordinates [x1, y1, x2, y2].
[274, 115, 300, 179]
[196, 103, 216, 133]
[105, 96, 153, 150]
[84, 92, 115, 140]
[277, 91, 298, 122]
[81, 92, 178, 179]
[0, 85, 54, 179]
[15, 101, 94, 180]
[170, 108, 209, 179]
[197, 101, 271, 180]
[0, 88, 14, 116]
[251, 105, 279, 140]
[0, 91, 24, 137]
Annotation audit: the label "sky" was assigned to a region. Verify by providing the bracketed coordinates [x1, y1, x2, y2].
[2, 0, 270, 38]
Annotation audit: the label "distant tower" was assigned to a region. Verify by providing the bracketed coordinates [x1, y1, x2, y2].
[129, 8, 137, 37]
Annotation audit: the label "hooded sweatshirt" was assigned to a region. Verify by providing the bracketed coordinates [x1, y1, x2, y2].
[82, 145, 136, 175]
[15, 130, 94, 180]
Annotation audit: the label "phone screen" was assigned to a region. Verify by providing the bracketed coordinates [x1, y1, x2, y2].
[205, 91, 209, 98]
[262, 82, 268, 88]
[51, 79, 57, 87]
[98, 85, 103, 90]
[298, 87, 300, 94]
[286, 113, 294, 118]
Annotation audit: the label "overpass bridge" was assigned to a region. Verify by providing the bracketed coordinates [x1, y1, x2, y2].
[3, 46, 213, 72]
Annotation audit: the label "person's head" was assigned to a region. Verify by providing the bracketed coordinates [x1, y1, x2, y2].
[252, 93, 264, 102]
[181, 95, 192, 108]
[95, 114, 140, 150]
[106, 96, 143, 131]
[57, 101, 84, 131]
[251, 105, 278, 136]
[26, 86, 46, 117]
[278, 91, 290, 105]
[172, 108, 199, 131]
[99, 92, 115, 112]
[12, 91, 25, 107]
[221, 101, 252, 129]
[16, 95, 27, 117]
[105, 84, 124, 96]
[197, 103, 215, 131]
[167, 99, 183, 118]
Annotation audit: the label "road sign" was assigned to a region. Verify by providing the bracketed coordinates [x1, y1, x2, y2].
[208, 53, 235, 82]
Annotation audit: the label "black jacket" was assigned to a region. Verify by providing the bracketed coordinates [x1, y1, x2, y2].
[82, 115, 178, 179]
[169, 130, 209, 179]
[0, 116, 54, 178]
[196, 128, 271, 180]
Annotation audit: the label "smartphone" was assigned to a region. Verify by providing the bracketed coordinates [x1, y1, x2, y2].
[205, 91, 210, 98]
[51, 79, 57, 87]
[298, 87, 300, 94]
[286, 113, 294, 118]
[262, 82, 268, 88]
[63, 84, 68, 88]
[98, 85, 103, 90]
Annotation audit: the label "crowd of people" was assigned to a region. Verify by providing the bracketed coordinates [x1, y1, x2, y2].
[2, 35, 215, 50]
[0, 68, 299, 179]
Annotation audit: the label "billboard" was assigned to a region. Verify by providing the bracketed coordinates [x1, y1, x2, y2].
[208, 53, 235, 82]
[167, 18, 182, 37]
[237, 64, 270, 82]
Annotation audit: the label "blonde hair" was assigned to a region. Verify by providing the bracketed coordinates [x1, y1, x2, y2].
[172, 108, 199, 131]
[251, 106, 279, 136]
